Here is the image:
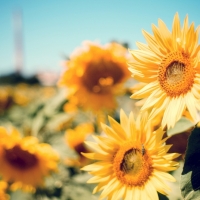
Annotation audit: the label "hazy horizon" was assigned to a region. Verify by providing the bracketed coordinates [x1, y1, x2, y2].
[1, 0, 200, 76]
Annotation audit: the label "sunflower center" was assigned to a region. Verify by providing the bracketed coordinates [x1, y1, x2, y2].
[113, 142, 152, 187]
[120, 149, 143, 175]
[158, 51, 195, 97]
[81, 59, 124, 94]
[166, 61, 185, 84]
[4, 145, 38, 170]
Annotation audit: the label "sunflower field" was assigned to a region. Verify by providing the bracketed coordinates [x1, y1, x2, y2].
[1, 13, 200, 200]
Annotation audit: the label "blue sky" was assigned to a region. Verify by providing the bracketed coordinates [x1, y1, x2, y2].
[1, 0, 200, 76]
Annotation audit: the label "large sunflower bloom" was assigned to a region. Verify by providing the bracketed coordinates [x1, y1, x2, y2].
[129, 13, 200, 129]
[58, 41, 131, 113]
[81, 110, 180, 200]
[0, 127, 59, 192]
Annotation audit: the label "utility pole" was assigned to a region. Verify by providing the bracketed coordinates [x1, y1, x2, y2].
[13, 9, 23, 74]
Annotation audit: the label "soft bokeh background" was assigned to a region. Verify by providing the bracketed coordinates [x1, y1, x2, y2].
[1, 0, 200, 76]
[0, 1, 200, 200]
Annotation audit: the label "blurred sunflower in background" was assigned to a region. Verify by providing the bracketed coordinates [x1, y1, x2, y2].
[81, 110, 180, 200]
[0, 181, 9, 200]
[65, 123, 94, 167]
[0, 127, 59, 193]
[12, 84, 32, 106]
[129, 12, 200, 129]
[58, 41, 131, 114]
[0, 86, 13, 113]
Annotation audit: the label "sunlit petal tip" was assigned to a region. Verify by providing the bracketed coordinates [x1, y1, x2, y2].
[128, 111, 135, 122]
[120, 108, 126, 115]
[108, 115, 118, 127]
[81, 152, 94, 159]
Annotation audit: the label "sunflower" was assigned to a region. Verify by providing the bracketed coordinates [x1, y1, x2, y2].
[81, 110, 180, 200]
[0, 127, 59, 192]
[129, 13, 200, 129]
[0, 86, 13, 113]
[12, 84, 32, 106]
[58, 41, 131, 113]
[0, 181, 9, 200]
[65, 123, 94, 167]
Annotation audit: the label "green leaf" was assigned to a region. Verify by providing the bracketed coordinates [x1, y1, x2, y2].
[31, 111, 46, 136]
[45, 112, 73, 131]
[181, 171, 200, 200]
[167, 117, 195, 136]
[10, 190, 33, 200]
[181, 127, 200, 199]
[42, 89, 67, 117]
[62, 184, 98, 200]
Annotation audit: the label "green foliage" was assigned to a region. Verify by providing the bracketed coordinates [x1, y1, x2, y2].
[167, 117, 195, 137]
[181, 127, 200, 199]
